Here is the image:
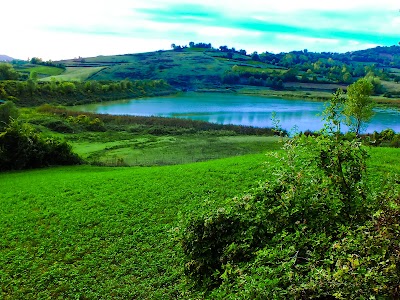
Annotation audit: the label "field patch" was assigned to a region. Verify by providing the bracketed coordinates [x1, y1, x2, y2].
[15, 65, 64, 77]
[0, 154, 273, 299]
[41, 66, 105, 82]
[68, 132, 281, 166]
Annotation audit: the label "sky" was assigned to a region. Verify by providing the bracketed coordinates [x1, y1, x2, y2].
[1, 0, 399, 60]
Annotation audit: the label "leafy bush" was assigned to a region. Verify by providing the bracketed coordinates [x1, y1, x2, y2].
[365, 129, 399, 147]
[66, 114, 106, 132]
[0, 100, 19, 130]
[179, 90, 400, 298]
[43, 119, 75, 133]
[0, 121, 81, 171]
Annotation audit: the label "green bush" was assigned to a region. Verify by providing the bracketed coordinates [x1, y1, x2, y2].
[179, 90, 400, 298]
[0, 101, 19, 131]
[43, 119, 75, 133]
[0, 121, 81, 171]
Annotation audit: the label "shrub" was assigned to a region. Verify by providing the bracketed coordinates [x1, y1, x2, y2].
[0, 100, 19, 131]
[0, 121, 81, 171]
[179, 90, 400, 298]
[43, 119, 75, 133]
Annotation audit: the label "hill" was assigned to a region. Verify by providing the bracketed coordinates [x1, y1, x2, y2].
[0, 54, 14, 62]
[52, 45, 400, 94]
[2, 44, 400, 106]
[58, 49, 236, 89]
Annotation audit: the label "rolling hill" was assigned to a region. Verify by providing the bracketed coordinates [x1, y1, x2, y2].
[57, 49, 238, 89]
[52, 45, 400, 92]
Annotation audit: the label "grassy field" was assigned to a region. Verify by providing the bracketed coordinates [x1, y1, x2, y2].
[0, 146, 399, 299]
[0, 153, 274, 299]
[69, 133, 281, 166]
[41, 67, 105, 82]
[14, 65, 65, 77]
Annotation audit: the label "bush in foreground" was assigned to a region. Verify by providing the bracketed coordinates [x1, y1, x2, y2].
[0, 120, 81, 171]
[179, 91, 400, 298]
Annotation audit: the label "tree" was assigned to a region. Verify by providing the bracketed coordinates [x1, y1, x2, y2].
[0, 63, 19, 80]
[251, 51, 260, 61]
[30, 57, 43, 64]
[0, 101, 19, 130]
[344, 77, 374, 136]
[30, 71, 38, 82]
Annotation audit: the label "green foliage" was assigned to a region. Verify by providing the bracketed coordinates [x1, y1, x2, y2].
[0, 79, 175, 106]
[344, 78, 375, 135]
[38, 105, 278, 136]
[179, 91, 400, 298]
[0, 100, 19, 130]
[365, 129, 400, 147]
[0, 63, 20, 80]
[66, 114, 106, 132]
[0, 120, 81, 171]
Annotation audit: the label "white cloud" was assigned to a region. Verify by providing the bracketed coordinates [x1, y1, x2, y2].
[197, 27, 262, 38]
[1, 0, 399, 59]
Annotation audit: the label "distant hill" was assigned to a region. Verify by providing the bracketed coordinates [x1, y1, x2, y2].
[0, 55, 14, 62]
[58, 49, 236, 89]
[53, 45, 399, 89]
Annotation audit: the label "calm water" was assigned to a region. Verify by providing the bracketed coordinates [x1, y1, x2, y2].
[73, 92, 400, 133]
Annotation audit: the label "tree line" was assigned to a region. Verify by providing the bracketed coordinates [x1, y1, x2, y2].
[0, 78, 174, 106]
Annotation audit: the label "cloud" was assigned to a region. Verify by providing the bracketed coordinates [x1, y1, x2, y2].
[1, 0, 399, 59]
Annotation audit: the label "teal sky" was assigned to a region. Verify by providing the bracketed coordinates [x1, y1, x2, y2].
[1, 0, 399, 60]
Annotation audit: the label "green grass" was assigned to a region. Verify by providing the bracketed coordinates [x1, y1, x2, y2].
[232, 65, 285, 73]
[0, 146, 399, 299]
[41, 67, 105, 82]
[68, 133, 281, 166]
[0, 153, 272, 299]
[15, 65, 64, 77]
[367, 146, 400, 174]
[237, 86, 334, 101]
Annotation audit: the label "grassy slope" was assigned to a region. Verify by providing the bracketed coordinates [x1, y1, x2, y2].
[87, 50, 232, 88]
[40, 66, 105, 82]
[15, 65, 65, 77]
[1, 147, 399, 299]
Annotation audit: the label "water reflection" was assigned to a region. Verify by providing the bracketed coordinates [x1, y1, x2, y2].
[73, 92, 400, 133]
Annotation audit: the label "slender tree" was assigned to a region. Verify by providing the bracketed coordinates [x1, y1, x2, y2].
[344, 77, 374, 136]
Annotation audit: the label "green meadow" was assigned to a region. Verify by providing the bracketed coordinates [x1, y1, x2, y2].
[14, 65, 65, 77]
[41, 67, 106, 82]
[0, 153, 274, 299]
[1, 44, 400, 298]
[0, 146, 399, 299]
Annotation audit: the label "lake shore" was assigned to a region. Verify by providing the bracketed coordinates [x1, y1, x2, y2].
[70, 92, 400, 133]
[194, 85, 400, 108]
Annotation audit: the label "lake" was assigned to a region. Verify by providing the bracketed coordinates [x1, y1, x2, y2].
[73, 92, 400, 133]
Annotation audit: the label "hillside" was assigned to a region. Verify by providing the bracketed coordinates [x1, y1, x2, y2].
[52, 45, 400, 95]
[2, 44, 400, 106]
[59, 49, 236, 89]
